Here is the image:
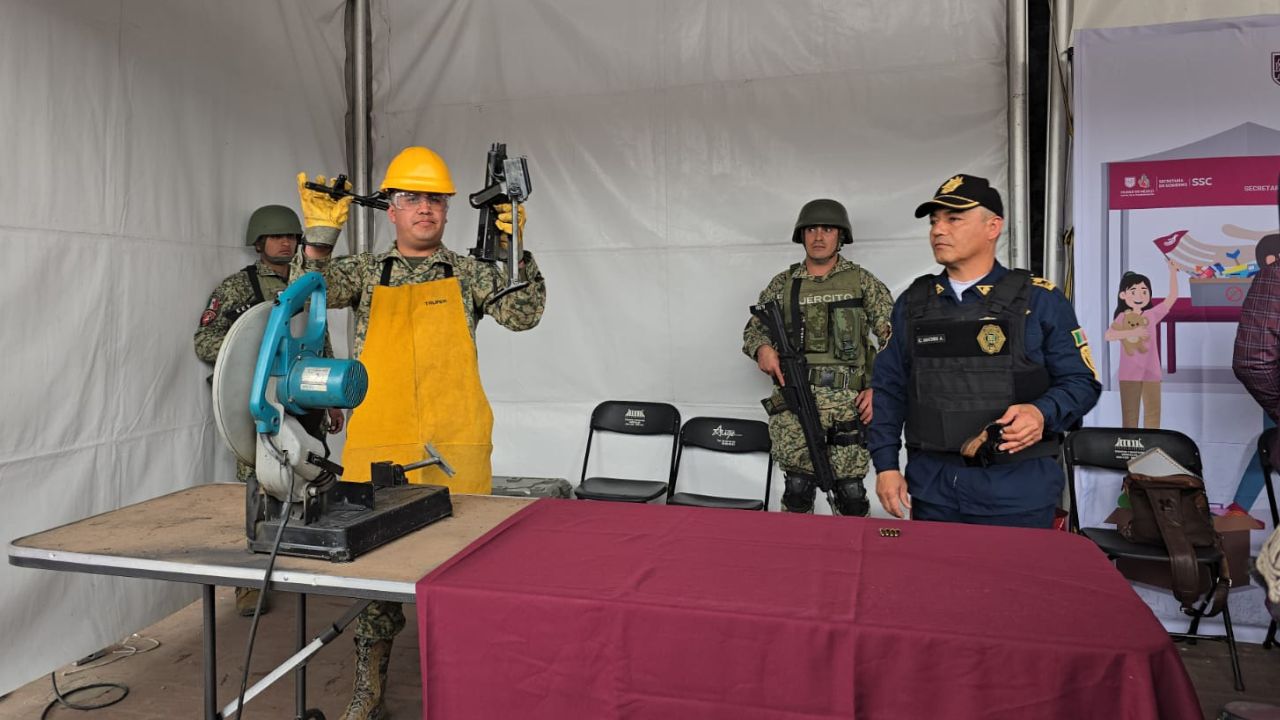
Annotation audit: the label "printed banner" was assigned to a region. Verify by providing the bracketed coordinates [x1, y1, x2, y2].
[1072, 17, 1280, 628]
[1108, 155, 1280, 210]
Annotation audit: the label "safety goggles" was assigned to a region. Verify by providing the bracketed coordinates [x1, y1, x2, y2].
[390, 191, 450, 210]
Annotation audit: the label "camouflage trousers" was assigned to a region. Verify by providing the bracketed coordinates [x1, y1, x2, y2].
[236, 459, 256, 484]
[767, 386, 871, 516]
[355, 600, 406, 641]
[766, 386, 870, 478]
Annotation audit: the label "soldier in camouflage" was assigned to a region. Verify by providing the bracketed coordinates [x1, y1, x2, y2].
[743, 199, 894, 517]
[297, 147, 545, 720]
[194, 205, 343, 616]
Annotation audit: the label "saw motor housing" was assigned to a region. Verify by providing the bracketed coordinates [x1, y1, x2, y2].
[248, 273, 366, 503]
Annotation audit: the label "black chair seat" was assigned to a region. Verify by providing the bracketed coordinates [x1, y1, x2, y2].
[576, 401, 681, 504]
[1082, 527, 1223, 564]
[667, 417, 773, 511]
[668, 492, 764, 511]
[576, 477, 668, 503]
[1065, 427, 1243, 691]
[1219, 701, 1280, 720]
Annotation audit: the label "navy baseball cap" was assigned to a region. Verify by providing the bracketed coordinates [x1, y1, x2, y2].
[914, 174, 1004, 218]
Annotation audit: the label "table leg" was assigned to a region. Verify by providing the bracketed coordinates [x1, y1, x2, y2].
[294, 593, 324, 720]
[220, 597, 371, 719]
[203, 584, 217, 720]
[1166, 320, 1176, 374]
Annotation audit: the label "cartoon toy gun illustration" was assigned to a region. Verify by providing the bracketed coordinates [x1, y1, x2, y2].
[302, 174, 390, 211]
[469, 142, 532, 300]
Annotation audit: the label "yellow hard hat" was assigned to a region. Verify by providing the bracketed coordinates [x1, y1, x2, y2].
[379, 146, 456, 195]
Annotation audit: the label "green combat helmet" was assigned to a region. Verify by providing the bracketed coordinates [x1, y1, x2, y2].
[791, 198, 852, 246]
[245, 205, 303, 246]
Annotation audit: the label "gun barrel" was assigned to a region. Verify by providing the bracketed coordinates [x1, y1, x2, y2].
[302, 179, 389, 211]
[750, 301, 838, 491]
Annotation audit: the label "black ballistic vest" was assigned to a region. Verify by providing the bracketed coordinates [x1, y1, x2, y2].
[903, 269, 1050, 453]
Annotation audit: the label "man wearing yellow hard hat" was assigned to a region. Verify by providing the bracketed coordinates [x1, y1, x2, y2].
[297, 146, 546, 720]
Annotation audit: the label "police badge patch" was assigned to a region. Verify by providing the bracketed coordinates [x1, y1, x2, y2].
[1081, 344, 1099, 380]
[977, 324, 1006, 354]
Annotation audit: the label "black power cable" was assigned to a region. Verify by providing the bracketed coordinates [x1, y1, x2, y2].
[41, 671, 128, 719]
[229, 435, 300, 720]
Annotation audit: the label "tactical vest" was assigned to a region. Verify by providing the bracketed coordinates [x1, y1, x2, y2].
[903, 269, 1053, 454]
[222, 264, 270, 325]
[777, 263, 872, 388]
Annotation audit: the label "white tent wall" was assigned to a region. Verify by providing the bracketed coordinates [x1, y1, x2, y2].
[0, 0, 349, 696]
[0, 0, 1010, 696]
[367, 0, 1010, 498]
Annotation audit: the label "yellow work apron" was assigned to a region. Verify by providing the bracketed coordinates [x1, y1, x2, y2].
[341, 276, 493, 494]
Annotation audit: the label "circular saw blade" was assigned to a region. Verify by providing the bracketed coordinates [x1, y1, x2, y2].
[211, 303, 272, 465]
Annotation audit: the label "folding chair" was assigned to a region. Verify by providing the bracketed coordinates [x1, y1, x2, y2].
[575, 401, 680, 503]
[1254, 427, 1280, 649]
[667, 417, 773, 511]
[1065, 427, 1244, 691]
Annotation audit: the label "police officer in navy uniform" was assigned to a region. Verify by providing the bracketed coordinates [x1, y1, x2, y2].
[867, 175, 1101, 528]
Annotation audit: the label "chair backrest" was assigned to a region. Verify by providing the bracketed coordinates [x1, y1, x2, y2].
[668, 417, 773, 504]
[1256, 427, 1280, 527]
[580, 400, 682, 484]
[1064, 427, 1203, 531]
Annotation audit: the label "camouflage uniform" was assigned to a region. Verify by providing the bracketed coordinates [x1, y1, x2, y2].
[743, 256, 894, 514]
[196, 261, 294, 483]
[196, 260, 334, 482]
[491, 475, 574, 498]
[300, 243, 546, 643]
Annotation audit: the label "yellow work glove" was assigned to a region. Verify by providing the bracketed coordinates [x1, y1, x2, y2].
[494, 202, 527, 236]
[296, 172, 354, 230]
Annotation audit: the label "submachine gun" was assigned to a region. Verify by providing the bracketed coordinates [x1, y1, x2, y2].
[468, 142, 532, 300]
[212, 272, 453, 562]
[302, 174, 390, 211]
[751, 300, 864, 494]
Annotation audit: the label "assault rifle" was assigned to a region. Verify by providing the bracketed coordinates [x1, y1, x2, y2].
[468, 142, 532, 301]
[302, 174, 390, 211]
[751, 300, 838, 492]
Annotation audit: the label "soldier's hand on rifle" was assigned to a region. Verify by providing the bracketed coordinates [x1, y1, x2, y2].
[876, 470, 911, 519]
[494, 202, 526, 236]
[994, 403, 1044, 454]
[755, 345, 785, 386]
[297, 172, 353, 252]
[855, 389, 873, 425]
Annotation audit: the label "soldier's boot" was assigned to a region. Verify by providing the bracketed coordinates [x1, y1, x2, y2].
[234, 587, 270, 617]
[830, 479, 871, 517]
[781, 472, 817, 513]
[339, 637, 393, 720]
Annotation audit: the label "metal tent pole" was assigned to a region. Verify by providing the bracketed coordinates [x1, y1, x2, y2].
[1007, 0, 1030, 269]
[1044, 0, 1074, 287]
[349, 0, 372, 255]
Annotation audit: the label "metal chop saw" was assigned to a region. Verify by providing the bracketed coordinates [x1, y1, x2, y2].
[211, 271, 453, 562]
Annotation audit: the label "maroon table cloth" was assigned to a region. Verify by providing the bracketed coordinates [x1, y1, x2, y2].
[416, 499, 1200, 719]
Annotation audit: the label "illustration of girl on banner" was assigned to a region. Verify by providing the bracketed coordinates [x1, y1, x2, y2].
[1104, 257, 1179, 428]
